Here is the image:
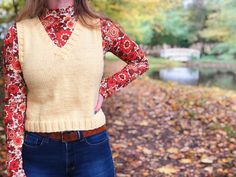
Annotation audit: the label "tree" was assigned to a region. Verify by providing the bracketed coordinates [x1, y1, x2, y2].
[199, 0, 236, 59]
[91, 0, 181, 43]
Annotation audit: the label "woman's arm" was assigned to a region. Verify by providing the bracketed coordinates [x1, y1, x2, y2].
[99, 18, 149, 100]
[1, 22, 27, 177]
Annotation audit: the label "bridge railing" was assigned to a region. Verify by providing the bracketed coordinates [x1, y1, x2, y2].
[160, 48, 201, 61]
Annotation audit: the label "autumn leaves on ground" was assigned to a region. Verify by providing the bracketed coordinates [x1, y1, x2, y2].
[1, 60, 236, 177]
[105, 76, 236, 177]
[102, 60, 236, 177]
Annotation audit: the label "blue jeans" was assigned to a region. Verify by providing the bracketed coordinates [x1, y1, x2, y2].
[22, 128, 115, 177]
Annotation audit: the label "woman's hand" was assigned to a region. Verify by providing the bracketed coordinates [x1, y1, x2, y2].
[94, 94, 104, 114]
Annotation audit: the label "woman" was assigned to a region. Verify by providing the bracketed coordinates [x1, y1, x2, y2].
[1, 0, 149, 176]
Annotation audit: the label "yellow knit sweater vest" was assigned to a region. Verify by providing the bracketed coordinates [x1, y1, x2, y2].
[16, 16, 106, 132]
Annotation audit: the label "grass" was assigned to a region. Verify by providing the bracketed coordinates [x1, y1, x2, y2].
[104, 53, 184, 73]
[223, 124, 236, 138]
[192, 55, 236, 64]
[146, 56, 184, 71]
[208, 123, 236, 138]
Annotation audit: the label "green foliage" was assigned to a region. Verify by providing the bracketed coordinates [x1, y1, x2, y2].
[148, 0, 236, 60]
[198, 0, 236, 59]
[151, 8, 193, 46]
[91, 0, 181, 43]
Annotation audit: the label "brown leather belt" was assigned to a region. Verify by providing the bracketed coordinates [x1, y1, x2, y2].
[37, 124, 107, 142]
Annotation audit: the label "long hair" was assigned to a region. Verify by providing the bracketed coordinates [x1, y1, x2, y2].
[15, 0, 112, 29]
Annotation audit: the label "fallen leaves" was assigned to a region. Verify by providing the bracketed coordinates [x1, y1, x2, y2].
[179, 158, 192, 164]
[200, 155, 217, 164]
[156, 164, 179, 174]
[102, 63, 236, 176]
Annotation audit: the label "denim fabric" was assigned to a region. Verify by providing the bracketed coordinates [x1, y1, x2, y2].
[22, 129, 115, 177]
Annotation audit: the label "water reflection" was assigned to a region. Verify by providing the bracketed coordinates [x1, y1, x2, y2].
[150, 67, 236, 91]
[159, 67, 199, 85]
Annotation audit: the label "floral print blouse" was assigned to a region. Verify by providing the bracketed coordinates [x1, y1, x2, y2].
[1, 5, 149, 177]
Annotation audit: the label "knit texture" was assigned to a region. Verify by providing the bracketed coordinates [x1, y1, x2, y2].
[16, 16, 106, 132]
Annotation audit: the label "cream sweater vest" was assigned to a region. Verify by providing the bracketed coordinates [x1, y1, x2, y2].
[16, 16, 106, 132]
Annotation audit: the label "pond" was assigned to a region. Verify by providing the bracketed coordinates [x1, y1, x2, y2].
[150, 67, 236, 91]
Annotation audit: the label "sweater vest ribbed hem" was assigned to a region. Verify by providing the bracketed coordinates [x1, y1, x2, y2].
[24, 109, 106, 132]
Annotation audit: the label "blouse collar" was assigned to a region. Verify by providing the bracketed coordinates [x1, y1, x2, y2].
[43, 4, 75, 18]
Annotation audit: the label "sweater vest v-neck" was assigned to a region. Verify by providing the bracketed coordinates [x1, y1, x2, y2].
[16, 16, 106, 132]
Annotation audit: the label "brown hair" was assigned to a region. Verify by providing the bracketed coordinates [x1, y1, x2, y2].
[15, 0, 113, 29]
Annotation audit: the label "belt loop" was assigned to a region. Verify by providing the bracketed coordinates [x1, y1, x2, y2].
[77, 130, 82, 139]
[42, 135, 49, 143]
[61, 131, 65, 142]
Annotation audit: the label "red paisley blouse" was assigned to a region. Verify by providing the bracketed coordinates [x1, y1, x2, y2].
[1, 5, 149, 177]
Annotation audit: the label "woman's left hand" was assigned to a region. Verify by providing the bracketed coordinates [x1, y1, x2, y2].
[94, 94, 104, 114]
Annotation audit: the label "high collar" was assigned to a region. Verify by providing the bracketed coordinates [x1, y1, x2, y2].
[43, 4, 75, 18]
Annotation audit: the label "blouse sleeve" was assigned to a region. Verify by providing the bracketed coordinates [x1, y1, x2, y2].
[1, 22, 27, 177]
[99, 18, 149, 100]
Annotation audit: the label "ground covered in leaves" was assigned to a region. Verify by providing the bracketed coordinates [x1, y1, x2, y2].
[0, 60, 236, 177]
[104, 75, 236, 177]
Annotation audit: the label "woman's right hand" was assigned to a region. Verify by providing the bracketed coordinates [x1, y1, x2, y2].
[94, 93, 104, 114]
